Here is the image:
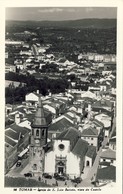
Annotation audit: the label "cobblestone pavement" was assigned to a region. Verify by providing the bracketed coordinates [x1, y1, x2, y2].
[84, 137, 108, 182]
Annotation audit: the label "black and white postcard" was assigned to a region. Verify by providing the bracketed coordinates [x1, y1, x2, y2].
[1, 0, 123, 194]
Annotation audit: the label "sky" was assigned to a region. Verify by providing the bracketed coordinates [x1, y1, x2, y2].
[6, 7, 117, 21]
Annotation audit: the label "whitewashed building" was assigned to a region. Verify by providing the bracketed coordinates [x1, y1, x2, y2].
[44, 127, 96, 178]
[25, 91, 40, 105]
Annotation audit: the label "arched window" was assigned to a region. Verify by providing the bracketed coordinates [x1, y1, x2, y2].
[86, 160, 90, 167]
[42, 129, 44, 137]
[33, 164, 37, 170]
[32, 129, 34, 136]
[36, 129, 39, 136]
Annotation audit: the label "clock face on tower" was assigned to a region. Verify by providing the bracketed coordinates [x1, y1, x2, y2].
[35, 139, 40, 144]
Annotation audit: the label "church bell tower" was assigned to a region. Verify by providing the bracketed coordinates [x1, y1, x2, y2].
[31, 96, 48, 147]
[29, 95, 48, 176]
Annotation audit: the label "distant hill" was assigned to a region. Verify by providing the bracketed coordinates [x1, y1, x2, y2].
[6, 19, 116, 29]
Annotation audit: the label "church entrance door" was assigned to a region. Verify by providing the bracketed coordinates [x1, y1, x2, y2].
[58, 167, 64, 174]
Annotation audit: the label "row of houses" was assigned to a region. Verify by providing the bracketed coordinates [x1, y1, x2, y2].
[5, 88, 115, 174]
[78, 53, 116, 63]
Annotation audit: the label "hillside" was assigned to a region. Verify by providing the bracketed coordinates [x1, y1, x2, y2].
[6, 18, 116, 29]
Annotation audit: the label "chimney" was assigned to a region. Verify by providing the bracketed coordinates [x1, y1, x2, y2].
[15, 112, 20, 124]
[88, 104, 91, 112]
[37, 90, 39, 94]
[49, 92, 52, 97]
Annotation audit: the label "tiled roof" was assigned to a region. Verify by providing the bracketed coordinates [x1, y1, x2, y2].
[28, 92, 40, 97]
[10, 124, 30, 135]
[109, 137, 116, 143]
[92, 107, 113, 115]
[86, 145, 96, 158]
[8, 114, 23, 121]
[101, 149, 116, 159]
[82, 97, 96, 103]
[5, 129, 19, 141]
[72, 138, 88, 157]
[104, 62, 116, 65]
[64, 113, 74, 121]
[56, 127, 88, 157]
[96, 166, 116, 181]
[92, 119, 104, 127]
[24, 108, 52, 125]
[10, 107, 26, 115]
[48, 118, 76, 132]
[81, 127, 98, 136]
[25, 113, 35, 122]
[111, 126, 116, 137]
[92, 99, 113, 108]
[5, 136, 17, 147]
[89, 83, 100, 87]
[99, 161, 111, 167]
[56, 127, 80, 143]
[82, 91, 96, 98]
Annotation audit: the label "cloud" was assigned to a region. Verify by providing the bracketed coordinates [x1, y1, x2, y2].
[38, 8, 63, 13]
[85, 7, 94, 13]
[37, 8, 76, 14]
[67, 8, 76, 12]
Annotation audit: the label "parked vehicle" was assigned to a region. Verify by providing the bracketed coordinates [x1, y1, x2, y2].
[24, 173, 32, 177]
[16, 160, 21, 167]
[54, 173, 66, 181]
[55, 175, 66, 181]
[42, 173, 52, 179]
[71, 177, 82, 184]
[18, 147, 29, 160]
[54, 173, 59, 178]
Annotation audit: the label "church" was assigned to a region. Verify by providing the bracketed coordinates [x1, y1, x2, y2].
[44, 127, 89, 179]
[29, 96, 96, 178]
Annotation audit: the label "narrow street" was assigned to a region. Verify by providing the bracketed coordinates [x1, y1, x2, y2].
[6, 157, 29, 177]
[81, 137, 108, 184]
[32, 44, 38, 57]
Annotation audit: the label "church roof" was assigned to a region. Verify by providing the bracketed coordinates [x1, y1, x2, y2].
[56, 127, 80, 142]
[56, 127, 88, 157]
[48, 118, 77, 132]
[86, 145, 96, 158]
[72, 138, 88, 157]
[31, 96, 47, 128]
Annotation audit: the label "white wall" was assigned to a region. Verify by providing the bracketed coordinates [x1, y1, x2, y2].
[109, 143, 116, 151]
[67, 153, 81, 178]
[25, 93, 38, 102]
[18, 120, 31, 130]
[81, 136, 97, 147]
[43, 104, 56, 114]
[105, 129, 109, 137]
[44, 140, 81, 178]
[100, 158, 116, 166]
[95, 114, 111, 128]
